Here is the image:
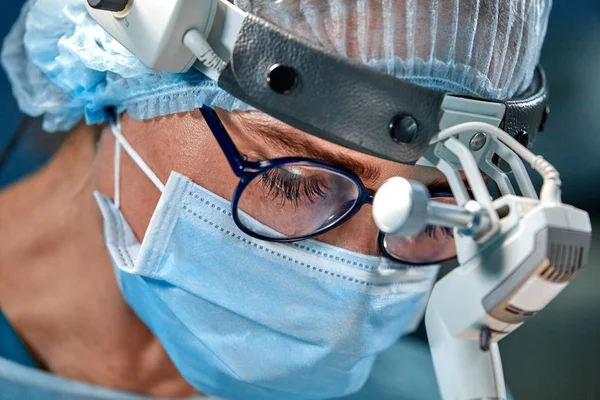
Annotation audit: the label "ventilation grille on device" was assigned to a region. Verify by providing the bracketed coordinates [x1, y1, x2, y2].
[505, 304, 536, 318]
[541, 243, 585, 283]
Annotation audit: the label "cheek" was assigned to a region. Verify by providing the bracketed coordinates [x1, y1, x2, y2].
[180, 134, 240, 202]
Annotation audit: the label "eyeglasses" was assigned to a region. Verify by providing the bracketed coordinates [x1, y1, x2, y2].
[199, 106, 457, 265]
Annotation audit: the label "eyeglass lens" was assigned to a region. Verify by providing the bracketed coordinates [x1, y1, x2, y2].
[381, 197, 457, 264]
[236, 163, 360, 240]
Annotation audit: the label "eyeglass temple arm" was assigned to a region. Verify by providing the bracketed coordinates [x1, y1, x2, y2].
[200, 106, 246, 176]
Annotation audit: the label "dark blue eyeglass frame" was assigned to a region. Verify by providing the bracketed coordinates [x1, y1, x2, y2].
[200, 105, 462, 266]
[200, 106, 376, 242]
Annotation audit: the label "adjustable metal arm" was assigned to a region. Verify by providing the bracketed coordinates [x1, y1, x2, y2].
[373, 122, 591, 400]
[373, 177, 492, 240]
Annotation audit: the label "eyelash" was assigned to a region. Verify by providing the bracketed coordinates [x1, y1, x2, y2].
[259, 168, 329, 208]
[423, 224, 455, 240]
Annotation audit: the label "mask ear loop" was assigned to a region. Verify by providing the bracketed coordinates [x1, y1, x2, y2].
[109, 115, 166, 208]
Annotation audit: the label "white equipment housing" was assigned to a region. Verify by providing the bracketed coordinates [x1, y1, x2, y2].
[85, 0, 245, 79]
[373, 121, 591, 399]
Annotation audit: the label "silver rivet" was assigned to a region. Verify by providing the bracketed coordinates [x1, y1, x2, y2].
[469, 132, 487, 151]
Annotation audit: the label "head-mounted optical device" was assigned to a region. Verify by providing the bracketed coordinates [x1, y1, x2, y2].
[87, 0, 549, 165]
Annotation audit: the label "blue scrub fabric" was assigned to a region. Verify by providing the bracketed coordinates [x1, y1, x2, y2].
[0, 334, 461, 400]
[0, 356, 205, 400]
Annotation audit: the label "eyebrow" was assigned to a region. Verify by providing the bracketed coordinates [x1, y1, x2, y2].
[251, 122, 382, 182]
[248, 122, 462, 194]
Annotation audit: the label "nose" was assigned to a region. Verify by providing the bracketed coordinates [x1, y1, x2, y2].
[313, 205, 381, 256]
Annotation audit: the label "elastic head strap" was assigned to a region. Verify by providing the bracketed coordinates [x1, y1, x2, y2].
[218, 15, 548, 165]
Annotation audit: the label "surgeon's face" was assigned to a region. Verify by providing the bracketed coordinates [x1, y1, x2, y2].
[95, 109, 455, 256]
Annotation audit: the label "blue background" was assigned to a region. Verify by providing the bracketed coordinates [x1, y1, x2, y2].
[1, 1, 599, 399]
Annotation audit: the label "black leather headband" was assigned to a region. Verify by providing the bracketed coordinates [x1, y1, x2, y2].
[219, 14, 548, 165]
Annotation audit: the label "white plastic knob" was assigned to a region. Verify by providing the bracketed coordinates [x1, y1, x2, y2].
[373, 177, 430, 237]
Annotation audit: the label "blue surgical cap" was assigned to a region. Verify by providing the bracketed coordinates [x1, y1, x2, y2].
[2, 0, 551, 133]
